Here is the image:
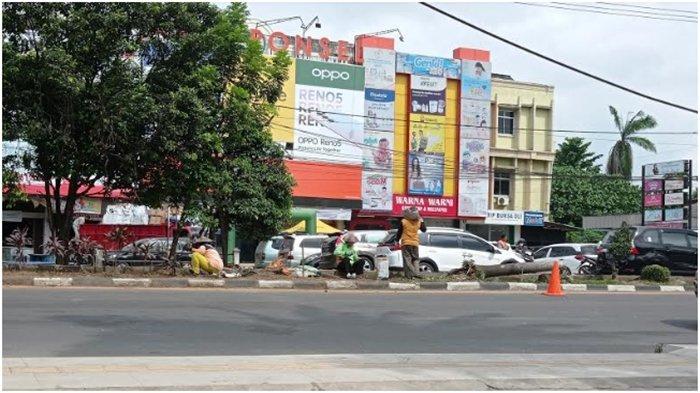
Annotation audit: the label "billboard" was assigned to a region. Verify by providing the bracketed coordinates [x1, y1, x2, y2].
[409, 114, 445, 154]
[460, 99, 491, 140]
[294, 59, 365, 163]
[461, 60, 492, 101]
[361, 48, 396, 211]
[641, 159, 692, 228]
[392, 195, 457, 217]
[643, 160, 687, 178]
[458, 176, 490, 217]
[396, 53, 461, 79]
[408, 152, 444, 196]
[460, 138, 489, 174]
[361, 171, 392, 211]
[410, 76, 447, 116]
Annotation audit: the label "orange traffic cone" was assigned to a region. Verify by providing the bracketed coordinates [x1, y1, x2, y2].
[543, 260, 565, 297]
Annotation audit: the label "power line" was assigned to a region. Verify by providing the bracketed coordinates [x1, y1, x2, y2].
[274, 104, 698, 136]
[418, 2, 698, 114]
[597, 2, 697, 16]
[516, 2, 697, 23]
[553, 2, 698, 20]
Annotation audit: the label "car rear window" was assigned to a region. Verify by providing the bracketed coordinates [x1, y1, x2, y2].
[580, 245, 596, 255]
[363, 232, 388, 244]
[637, 229, 661, 245]
[299, 238, 324, 249]
[661, 231, 690, 248]
[270, 238, 285, 250]
[602, 227, 638, 244]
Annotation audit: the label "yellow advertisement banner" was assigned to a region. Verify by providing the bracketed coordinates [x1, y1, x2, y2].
[408, 113, 445, 154]
[271, 59, 296, 144]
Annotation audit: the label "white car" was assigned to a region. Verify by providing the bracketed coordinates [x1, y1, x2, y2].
[532, 243, 597, 275]
[351, 229, 389, 256]
[378, 227, 525, 273]
[254, 234, 327, 268]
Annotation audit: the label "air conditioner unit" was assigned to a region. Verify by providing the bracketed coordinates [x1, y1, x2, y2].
[495, 196, 510, 206]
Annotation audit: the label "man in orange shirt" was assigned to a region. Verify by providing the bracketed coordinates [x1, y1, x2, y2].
[190, 237, 224, 276]
[396, 207, 427, 279]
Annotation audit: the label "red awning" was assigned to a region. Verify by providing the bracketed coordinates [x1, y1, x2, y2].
[18, 182, 129, 200]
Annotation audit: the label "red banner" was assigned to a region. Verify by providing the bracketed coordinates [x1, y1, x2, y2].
[647, 221, 685, 229]
[392, 194, 457, 217]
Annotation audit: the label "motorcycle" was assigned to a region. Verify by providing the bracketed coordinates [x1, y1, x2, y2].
[577, 255, 615, 275]
[514, 245, 534, 263]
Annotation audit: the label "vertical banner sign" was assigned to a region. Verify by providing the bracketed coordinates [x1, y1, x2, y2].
[294, 59, 365, 164]
[361, 48, 396, 211]
[409, 73, 447, 197]
[458, 60, 492, 217]
[641, 160, 691, 228]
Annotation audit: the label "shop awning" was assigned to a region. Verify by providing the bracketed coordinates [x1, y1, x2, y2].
[283, 219, 340, 234]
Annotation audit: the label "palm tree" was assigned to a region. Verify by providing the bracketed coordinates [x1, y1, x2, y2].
[606, 106, 657, 179]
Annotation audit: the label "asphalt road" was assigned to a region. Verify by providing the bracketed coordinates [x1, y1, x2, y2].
[2, 287, 696, 357]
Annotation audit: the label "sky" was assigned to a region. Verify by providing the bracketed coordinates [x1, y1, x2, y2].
[230, 1, 698, 179]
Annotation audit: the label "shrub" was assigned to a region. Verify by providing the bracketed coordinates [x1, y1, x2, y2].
[641, 264, 671, 283]
[567, 229, 605, 243]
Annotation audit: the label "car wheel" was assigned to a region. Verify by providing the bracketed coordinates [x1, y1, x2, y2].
[560, 266, 572, 277]
[360, 257, 374, 272]
[419, 260, 436, 273]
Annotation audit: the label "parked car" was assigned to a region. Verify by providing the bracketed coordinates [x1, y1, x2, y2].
[596, 226, 697, 276]
[110, 237, 193, 267]
[351, 229, 389, 256]
[254, 234, 327, 268]
[532, 243, 597, 276]
[377, 227, 525, 273]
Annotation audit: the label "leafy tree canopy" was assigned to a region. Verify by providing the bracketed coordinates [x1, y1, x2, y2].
[554, 137, 603, 173]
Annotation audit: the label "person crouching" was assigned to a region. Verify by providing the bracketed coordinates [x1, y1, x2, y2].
[334, 232, 363, 279]
[190, 236, 223, 276]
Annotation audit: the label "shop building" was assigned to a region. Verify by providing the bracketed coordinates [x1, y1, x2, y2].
[257, 29, 555, 241]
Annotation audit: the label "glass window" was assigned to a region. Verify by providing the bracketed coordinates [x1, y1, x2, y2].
[580, 245, 597, 255]
[363, 232, 388, 244]
[494, 171, 511, 196]
[688, 233, 697, 249]
[429, 234, 460, 248]
[460, 235, 493, 252]
[419, 232, 429, 245]
[661, 231, 689, 248]
[550, 247, 576, 257]
[498, 109, 515, 135]
[300, 238, 324, 249]
[533, 247, 549, 259]
[270, 237, 285, 250]
[638, 229, 661, 245]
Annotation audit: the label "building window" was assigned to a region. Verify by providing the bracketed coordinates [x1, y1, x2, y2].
[494, 171, 511, 196]
[498, 109, 516, 135]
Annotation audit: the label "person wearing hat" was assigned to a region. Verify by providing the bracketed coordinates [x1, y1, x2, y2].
[396, 207, 427, 279]
[333, 232, 363, 279]
[190, 236, 223, 276]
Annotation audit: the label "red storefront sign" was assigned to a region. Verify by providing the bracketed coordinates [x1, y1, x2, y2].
[647, 221, 685, 229]
[644, 193, 663, 207]
[392, 195, 457, 217]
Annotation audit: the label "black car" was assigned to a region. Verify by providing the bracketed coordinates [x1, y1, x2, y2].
[596, 226, 697, 276]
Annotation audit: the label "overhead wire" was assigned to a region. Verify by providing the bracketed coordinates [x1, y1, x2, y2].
[418, 2, 698, 113]
[515, 2, 697, 23]
[597, 2, 697, 16]
[552, 2, 698, 20]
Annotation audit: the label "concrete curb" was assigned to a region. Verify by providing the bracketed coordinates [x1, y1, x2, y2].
[3, 276, 695, 294]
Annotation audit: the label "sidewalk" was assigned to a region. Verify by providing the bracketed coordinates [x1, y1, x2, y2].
[3, 347, 697, 390]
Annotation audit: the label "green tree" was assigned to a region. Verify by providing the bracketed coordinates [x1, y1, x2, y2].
[606, 106, 657, 179]
[3, 3, 156, 241]
[554, 137, 603, 172]
[130, 3, 293, 264]
[550, 166, 640, 227]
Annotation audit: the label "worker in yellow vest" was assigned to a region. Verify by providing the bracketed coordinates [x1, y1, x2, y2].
[395, 207, 427, 279]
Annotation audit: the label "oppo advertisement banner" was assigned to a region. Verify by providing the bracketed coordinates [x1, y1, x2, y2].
[362, 171, 392, 211]
[458, 59, 492, 217]
[410, 76, 447, 116]
[408, 152, 444, 196]
[362, 130, 393, 171]
[364, 88, 395, 132]
[362, 48, 396, 211]
[294, 59, 365, 163]
[458, 177, 490, 217]
[396, 53, 461, 79]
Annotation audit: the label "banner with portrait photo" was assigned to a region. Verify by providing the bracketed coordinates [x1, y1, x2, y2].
[363, 48, 396, 91]
[458, 177, 489, 217]
[460, 98, 491, 140]
[362, 130, 393, 171]
[408, 152, 445, 196]
[362, 171, 393, 211]
[459, 138, 489, 174]
[408, 114, 445, 154]
[364, 88, 395, 132]
[461, 60, 492, 101]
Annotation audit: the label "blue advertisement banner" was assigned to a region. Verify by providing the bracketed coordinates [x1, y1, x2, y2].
[461, 60, 492, 101]
[408, 152, 445, 196]
[396, 53, 461, 79]
[365, 88, 395, 102]
[523, 211, 545, 227]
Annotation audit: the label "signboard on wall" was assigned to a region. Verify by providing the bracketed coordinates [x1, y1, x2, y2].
[60, 197, 102, 215]
[392, 195, 457, 217]
[396, 53, 461, 78]
[410, 76, 447, 115]
[641, 159, 692, 228]
[250, 29, 354, 63]
[408, 152, 444, 196]
[523, 211, 545, 227]
[458, 58, 492, 218]
[294, 59, 365, 163]
[484, 210, 524, 226]
[361, 47, 396, 211]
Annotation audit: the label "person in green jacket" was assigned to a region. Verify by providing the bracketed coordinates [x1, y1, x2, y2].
[334, 232, 363, 279]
